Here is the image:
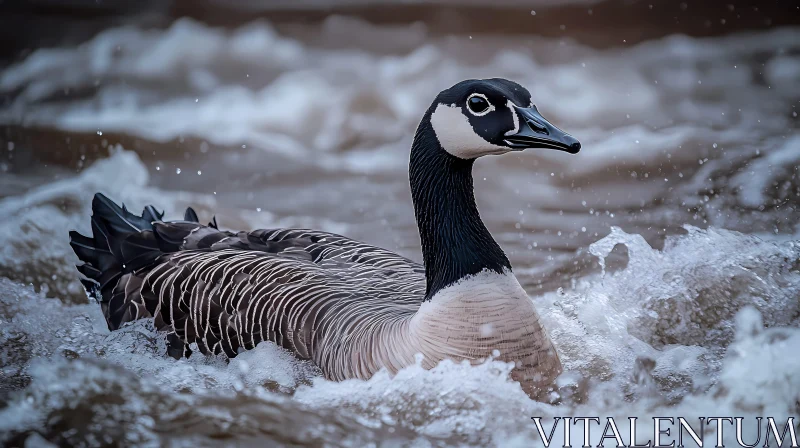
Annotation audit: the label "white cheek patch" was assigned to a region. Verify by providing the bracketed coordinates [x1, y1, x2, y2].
[429, 104, 510, 159]
[504, 100, 519, 136]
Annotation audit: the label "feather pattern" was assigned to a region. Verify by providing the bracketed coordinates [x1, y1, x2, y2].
[73, 195, 426, 369]
[141, 225, 427, 372]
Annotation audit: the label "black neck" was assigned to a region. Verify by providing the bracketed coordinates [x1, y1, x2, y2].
[409, 114, 511, 300]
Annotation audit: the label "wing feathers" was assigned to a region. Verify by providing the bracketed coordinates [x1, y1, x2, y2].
[72, 194, 425, 373]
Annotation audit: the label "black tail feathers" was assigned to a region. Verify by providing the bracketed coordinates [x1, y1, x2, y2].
[70, 193, 216, 312]
[69, 193, 164, 306]
[71, 194, 217, 343]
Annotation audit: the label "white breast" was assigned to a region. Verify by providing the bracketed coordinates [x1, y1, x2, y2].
[410, 269, 540, 356]
[334, 269, 563, 399]
[408, 269, 563, 397]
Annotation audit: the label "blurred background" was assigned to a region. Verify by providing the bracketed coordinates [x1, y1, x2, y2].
[0, 1, 798, 446]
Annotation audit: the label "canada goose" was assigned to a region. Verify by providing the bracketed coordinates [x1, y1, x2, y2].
[70, 78, 580, 400]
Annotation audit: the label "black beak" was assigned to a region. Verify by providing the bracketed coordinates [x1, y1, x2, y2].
[504, 106, 581, 154]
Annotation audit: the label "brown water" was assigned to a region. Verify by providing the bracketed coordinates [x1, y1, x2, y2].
[0, 8, 799, 447]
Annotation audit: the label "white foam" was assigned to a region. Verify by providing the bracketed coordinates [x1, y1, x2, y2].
[731, 136, 800, 208]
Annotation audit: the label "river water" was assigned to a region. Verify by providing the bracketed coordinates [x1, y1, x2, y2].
[0, 11, 798, 447]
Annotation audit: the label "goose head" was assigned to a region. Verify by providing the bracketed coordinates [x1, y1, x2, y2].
[410, 78, 581, 300]
[427, 78, 580, 159]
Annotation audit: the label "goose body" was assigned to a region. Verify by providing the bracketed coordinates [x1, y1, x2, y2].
[70, 78, 580, 399]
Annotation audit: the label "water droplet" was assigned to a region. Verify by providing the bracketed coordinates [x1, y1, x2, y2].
[176, 168, 182, 174]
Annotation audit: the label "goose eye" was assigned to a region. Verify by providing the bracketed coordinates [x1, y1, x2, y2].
[467, 94, 491, 115]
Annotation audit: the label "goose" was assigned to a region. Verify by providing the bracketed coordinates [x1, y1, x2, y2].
[69, 78, 581, 400]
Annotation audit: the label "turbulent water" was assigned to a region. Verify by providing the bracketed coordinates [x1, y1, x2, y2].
[0, 15, 799, 447]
